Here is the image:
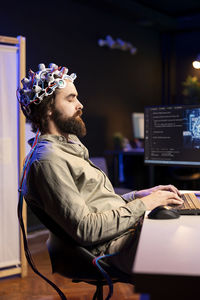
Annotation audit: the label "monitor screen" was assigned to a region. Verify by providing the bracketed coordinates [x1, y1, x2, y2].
[132, 112, 144, 139]
[144, 104, 200, 166]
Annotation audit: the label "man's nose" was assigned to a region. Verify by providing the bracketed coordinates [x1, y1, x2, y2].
[77, 99, 83, 110]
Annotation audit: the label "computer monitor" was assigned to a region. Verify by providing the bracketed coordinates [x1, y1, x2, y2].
[132, 112, 144, 139]
[144, 104, 200, 166]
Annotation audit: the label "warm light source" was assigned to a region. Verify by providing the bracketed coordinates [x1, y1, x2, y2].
[192, 54, 200, 69]
[193, 60, 200, 69]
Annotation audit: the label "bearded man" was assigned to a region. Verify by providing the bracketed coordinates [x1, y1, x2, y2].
[18, 63, 183, 275]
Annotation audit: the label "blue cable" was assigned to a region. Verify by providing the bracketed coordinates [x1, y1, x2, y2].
[93, 252, 119, 300]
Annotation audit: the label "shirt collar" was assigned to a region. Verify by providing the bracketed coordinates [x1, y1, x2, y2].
[38, 134, 80, 144]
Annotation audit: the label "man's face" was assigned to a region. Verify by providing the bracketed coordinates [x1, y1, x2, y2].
[49, 80, 86, 138]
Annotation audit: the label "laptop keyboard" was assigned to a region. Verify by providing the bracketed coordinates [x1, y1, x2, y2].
[175, 193, 200, 215]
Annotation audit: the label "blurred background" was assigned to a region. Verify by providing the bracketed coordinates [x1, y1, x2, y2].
[2, 0, 200, 153]
[1, 0, 200, 230]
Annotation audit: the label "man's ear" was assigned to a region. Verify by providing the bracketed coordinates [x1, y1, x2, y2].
[47, 109, 52, 117]
[47, 97, 55, 117]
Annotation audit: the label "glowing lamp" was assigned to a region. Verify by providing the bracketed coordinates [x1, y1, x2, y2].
[192, 55, 200, 69]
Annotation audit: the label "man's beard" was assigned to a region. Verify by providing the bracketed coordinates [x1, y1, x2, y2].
[51, 109, 87, 138]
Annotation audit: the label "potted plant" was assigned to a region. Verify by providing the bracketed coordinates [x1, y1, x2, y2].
[182, 75, 200, 104]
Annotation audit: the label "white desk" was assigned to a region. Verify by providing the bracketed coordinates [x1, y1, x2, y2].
[133, 191, 200, 299]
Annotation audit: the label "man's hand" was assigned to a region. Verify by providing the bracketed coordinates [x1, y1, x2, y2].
[140, 189, 183, 211]
[135, 184, 181, 198]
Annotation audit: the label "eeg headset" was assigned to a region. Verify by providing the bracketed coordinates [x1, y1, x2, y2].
[17, 63, 77, 116]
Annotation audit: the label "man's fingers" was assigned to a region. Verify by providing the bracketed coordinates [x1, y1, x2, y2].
[167, 195, 184, 205]
[170, 186, 181, 196]
[161, 184, 181, 196]
[153, 190, 182, 199]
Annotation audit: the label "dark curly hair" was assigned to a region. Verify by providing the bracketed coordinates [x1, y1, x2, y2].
[24, 89, 58, 133]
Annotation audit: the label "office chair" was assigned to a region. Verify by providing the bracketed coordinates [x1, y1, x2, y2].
[47, 231, 135, 300]
[27, 203, 135, 300]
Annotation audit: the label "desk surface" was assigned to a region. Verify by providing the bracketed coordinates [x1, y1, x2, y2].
[133, 213, 200, 276]
[133, 191, 200, 300]
[132, 191, 200, 296]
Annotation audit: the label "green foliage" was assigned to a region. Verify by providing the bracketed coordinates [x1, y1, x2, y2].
[182, 75, 200, 104]
[113, 132, 124, 150]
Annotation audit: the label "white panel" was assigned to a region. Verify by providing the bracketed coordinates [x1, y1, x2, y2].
[132, 112, 144, 139]
[0, 45, 20, 268]
[25, 123, 35, 155]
